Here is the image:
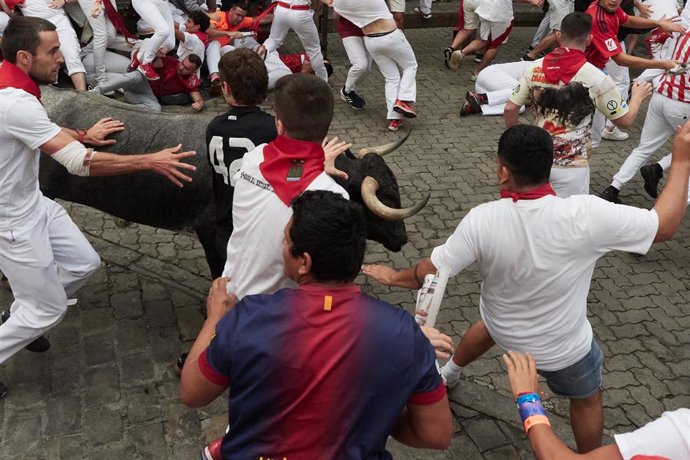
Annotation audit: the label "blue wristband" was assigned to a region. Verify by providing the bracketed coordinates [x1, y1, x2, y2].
[516, 392, 540, 405]
[519, 400, 547, 423]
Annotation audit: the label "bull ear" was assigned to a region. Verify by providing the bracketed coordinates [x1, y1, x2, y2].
[357, 129, 411, 158]
[361, 176, 429, 221]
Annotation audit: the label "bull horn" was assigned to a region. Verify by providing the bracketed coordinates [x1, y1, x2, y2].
[361, 176, 429, 221]
[357, 129, 411, 158]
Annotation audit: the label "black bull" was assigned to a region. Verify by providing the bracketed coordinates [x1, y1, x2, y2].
[40, 87, 427, 278]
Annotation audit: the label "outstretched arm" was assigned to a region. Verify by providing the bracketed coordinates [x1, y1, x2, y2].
[362, 257, 437, 289]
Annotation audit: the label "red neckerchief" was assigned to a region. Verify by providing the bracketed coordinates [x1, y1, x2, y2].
[102, 0, 138, 43]
[5, 0, 24, 8]
[543, 47, 587, 84]
[259, 135, 325, 206]
[0, 61, 41, 102]
[192, 31, 209, 46]
[500, 183, 556, 202]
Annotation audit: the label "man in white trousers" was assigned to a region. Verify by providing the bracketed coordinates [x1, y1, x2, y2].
[261, 0, 328, 82]
[130, 0, 175, 81]
[336, 14, 370, 109]
[0, 17, 197, 399]
[460, 60, 530, 116]
[599, 32, 690, 204]
[332, 0, 419, 131]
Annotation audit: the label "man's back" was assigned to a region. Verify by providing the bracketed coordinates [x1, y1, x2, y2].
[511, 59, 625, 167]
[431, 194, 657, 370]
[204, 284, 444, 459]
[222, 144, 347, 299]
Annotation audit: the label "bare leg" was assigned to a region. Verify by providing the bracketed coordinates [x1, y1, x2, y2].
[474, 45, 500, 74]
[461, 38, 489, 57]
[70, 72, 87, 91]
[569, 390, 603, 453]
[526, 32, 557, 60]
[451, 28, 476, 50]
[452, 319, 495, 366]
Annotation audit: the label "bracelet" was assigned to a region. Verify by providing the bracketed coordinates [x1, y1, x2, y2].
[516, 392, 540, 405]
[413, 263, 424, 288]
[524, 414, 551, 433]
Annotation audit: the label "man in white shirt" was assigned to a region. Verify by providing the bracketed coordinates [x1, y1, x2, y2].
[0, 17, 197, 399]
[363, 123, 690, 453]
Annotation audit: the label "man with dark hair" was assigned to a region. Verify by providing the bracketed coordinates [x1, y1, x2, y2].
[205, 2, 252, 86]
[181, 190, 452, 459]
[505, 11, 652, 197]
[206, 48, 277, 267]
[220, 73, 350, 300]
[175, 10, 211, 66]
[363, 122, 690, 453]
[0, 16, 196, 399]
[148, 53, 205, 110]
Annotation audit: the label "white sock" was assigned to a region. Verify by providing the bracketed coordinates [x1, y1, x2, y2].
[441, 359, 464, 384]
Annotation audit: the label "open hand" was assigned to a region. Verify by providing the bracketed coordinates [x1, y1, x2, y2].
[502, 351, 539, 397]
[206, 276, 237, 322]
[149, 144, 197, 187]
[361, 264, 398, 285]
[86, 117, 125, 146]
[421, 325, 454, 359]
[322, 136, 351, 180]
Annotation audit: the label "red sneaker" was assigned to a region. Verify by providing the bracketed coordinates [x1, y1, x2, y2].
[388, 119, 404, 131]
[201, 437, 223, 460]
[138, 62, 160, 81]
[393, 99, 417, 118]
[128, 51, 141, 72]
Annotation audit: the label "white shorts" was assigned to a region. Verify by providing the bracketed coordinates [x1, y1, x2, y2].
[388, 0, 405, 13]
[463, 0, 481, 30]
[479, 19, 510, 44]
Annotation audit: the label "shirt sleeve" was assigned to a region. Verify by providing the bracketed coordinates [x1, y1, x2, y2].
[202, 301, 244, 383]
[617, 7, 629, 24]
[4, 93, 62, 150]
[431, 209, 479, 277]
[587, 198, 659, 254]
[407, 323, 447, 405]
[508, 66, 533, 106]
[593, 74, 628, 121]
[614, 409, 690, 460]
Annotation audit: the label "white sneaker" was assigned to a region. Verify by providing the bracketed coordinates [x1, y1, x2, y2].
[448, 50, 464, 71]
[469, 71, 477, 82]
[601, 126, 629, 141]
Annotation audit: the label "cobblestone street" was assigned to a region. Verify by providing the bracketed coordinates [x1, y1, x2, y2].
[0, 15, 689, 459]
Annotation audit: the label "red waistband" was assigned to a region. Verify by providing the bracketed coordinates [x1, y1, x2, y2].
[277, 1, 311, 10]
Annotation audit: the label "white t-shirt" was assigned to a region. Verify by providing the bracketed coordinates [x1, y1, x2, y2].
[430, 195, 658, 371]
[222, 144, 348, 300]
[615, 409, 690, 460]
[475, 0, 513, 24]
[0, 12, 10, 37]
[0, 88, 62, 231]
[334, 0, 393, 29]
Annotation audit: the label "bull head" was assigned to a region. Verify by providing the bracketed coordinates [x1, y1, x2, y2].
[332, 132, 429, 252]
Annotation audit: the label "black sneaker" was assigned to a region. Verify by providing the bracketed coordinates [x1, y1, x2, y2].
[521, 53, 535, 62]
[640, 163, 663, 199]
[443, 47, 453, 69]
[340, 86, 365, 109]
[0, 311, 50, 353]
[0, 381, 6, 399]
[599, 185, 621, 204]
[474, 53, 484, 64]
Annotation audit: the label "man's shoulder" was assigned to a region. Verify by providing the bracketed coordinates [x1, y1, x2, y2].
[207, 107, 275, 133]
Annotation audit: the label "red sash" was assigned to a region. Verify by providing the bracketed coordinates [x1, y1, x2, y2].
[0, 61, 41, 102]
[499, 183, 556, 202]
[259, 135, 325, 206]
[543, 47, 587, 85]
[102, 0, 138, 43]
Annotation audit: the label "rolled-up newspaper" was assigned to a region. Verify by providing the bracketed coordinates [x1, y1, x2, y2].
[414, 267, 450, 328]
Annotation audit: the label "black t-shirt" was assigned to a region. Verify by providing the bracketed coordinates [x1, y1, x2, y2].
[206, 106, 277, 244]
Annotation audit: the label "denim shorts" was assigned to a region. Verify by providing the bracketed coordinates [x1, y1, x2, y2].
[537, 338, 603, 399]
